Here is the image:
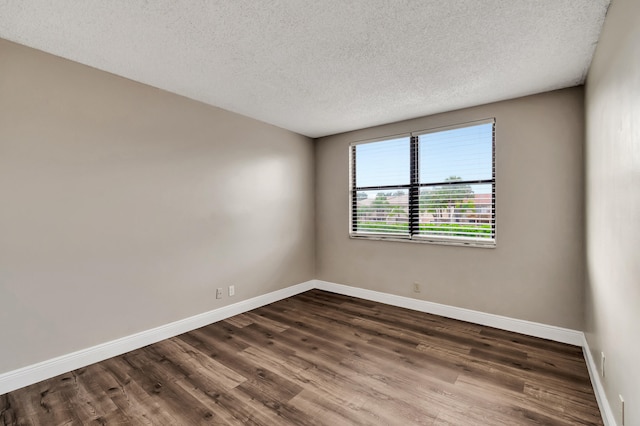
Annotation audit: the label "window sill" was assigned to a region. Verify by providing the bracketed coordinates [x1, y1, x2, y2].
[349, 233, 496, 248]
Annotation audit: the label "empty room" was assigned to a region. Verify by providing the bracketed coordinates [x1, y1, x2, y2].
[0, 0, 638, 425]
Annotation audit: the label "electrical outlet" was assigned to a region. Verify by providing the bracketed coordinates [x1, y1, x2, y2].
[619, 395, 625, 425]
[413, 282, 421, 293]
[228, 285, 235, 297]
[601, 352, 605, 378]
[216, 288, 223, 299]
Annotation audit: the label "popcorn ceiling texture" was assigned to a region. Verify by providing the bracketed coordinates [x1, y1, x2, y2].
[0, 0, 609, 137]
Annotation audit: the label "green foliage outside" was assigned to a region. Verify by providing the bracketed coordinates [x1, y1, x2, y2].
[420, 176, 475, 221]
[357, 221, 408, 234]
[419, 223, 491, 237]
[355, 180, 491, 239]
[356, 222, 491, 238]
[357, 193, 406, 220]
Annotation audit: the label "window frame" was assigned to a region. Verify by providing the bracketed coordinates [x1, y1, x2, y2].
[349, 118, 496, 248]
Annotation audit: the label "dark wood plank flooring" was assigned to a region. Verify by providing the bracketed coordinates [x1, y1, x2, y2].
[1, 290, 603, 425]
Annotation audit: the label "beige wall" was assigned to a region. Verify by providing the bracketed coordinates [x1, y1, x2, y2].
[585, 0, 640, 423]
[316, 88, 585, 329]
[0, 39, 315, 374]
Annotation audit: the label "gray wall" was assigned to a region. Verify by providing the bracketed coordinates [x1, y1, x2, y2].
[316, 87, 585, 330]
[585, 0, 640, 423]
[0, 39, 315, 374]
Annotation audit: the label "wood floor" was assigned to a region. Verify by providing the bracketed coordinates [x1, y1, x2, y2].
[1, 290, 602, 425]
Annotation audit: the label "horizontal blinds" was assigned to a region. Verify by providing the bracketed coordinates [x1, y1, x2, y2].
[351, 120, 495, 245]
[418, 122, 494, 184]
[354, 136, 410, 187]
[416, 121, 494, 242]
[417, 183, 494, 240]
[354, 189, 410, 235]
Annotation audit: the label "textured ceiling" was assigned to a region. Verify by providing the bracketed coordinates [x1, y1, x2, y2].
[0, 1, 609, 138]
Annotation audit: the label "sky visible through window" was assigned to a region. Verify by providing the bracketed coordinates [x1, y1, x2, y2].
[355, 123, 493, 194]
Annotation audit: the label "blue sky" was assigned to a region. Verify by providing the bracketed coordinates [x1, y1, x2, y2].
[355, 122, 493, 192]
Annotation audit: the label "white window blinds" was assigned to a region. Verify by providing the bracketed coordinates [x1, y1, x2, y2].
[350, 119, 495, 247]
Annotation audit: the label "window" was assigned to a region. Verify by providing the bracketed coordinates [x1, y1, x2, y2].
[350, 119, 495, 247]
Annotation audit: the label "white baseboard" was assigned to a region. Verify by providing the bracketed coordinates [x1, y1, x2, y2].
[0, 280, 315, 396]
[582, 335, 617, 426]
[314, 280, 584, 346]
